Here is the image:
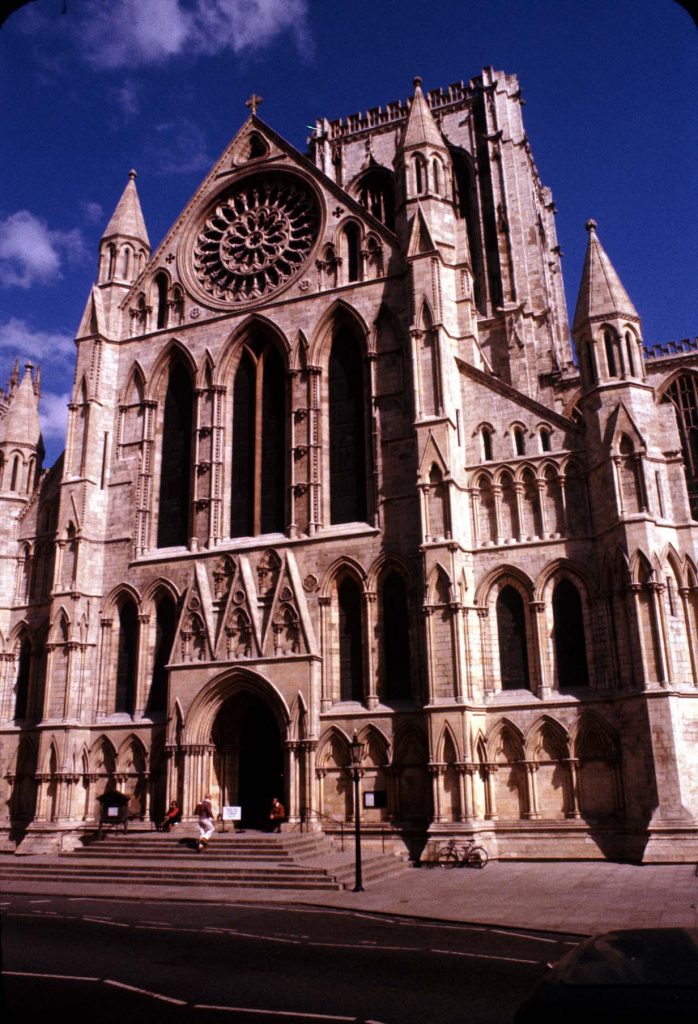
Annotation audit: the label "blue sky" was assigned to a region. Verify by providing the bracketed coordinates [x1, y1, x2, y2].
[1, 0, 696, 465]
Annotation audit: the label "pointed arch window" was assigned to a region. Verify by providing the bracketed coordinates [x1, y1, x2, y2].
[14, 636, 32, 719]
[413, 155, 427, 196]
[115, 599, 138, 715]
[231, 338, 286, 537]
[553, 579, 589, 688]
[496, 585, 530, 690]
[604, 329, 619, 378]
[513, 426, 525, 456]
[10, 455, 20, 491]
[481, 426, 493, 462]
[157, 353, 194, 548]
[343, 222, 361, 283]
[382, 571, 411, 700]
[338, 577, 364, 702]
[540, 426, 551, 452]
[155, 272, 169, 330]
[432, 158, 442, 196]
[148, 594, 176, 715]
[624, 331, 636, 376]
[329, 326, 367, 524]
[357, 167, 395, 231]
[663, 373, 698, 519]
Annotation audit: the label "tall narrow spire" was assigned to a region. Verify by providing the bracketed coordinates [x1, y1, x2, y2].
[101, 169, 150, 248]
[401, 77, 445, 151]
[0, 362, 42, 449]
[573, 219, 639, 331]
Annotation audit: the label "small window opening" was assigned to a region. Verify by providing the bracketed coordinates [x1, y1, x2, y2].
[604, 330, 618, 378]
[540, 427, 551, 452]
[625, 332, 636, 376]
[513, 427, 525, 456]
[482, 427, 493, 462]
[155, 273, 169, 330]
[344, 222, 361, 283]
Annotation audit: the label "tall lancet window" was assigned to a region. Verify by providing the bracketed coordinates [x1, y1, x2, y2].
[553, 579, 589, 689]
[231, 338, 286, 538]
[338, 576, 364, 702]
[147, 593, 176, 715]
[496, 585, 530, 690]
[157, 353, 194, 548]
[383, 572, 411, 700]
[115, 599, 138, 715]
[329, 326, 367, 524]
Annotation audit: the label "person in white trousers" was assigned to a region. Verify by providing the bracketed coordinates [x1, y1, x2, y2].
[197, 794, 215, 852]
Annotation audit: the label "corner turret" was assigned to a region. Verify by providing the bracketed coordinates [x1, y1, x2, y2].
[572, 219, 645, 389]
[394, 78, 458, 252]
[0, 361, 44, 496]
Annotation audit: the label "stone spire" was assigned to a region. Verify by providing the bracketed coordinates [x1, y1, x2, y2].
[102, 169, 150, 248]
[401, 76, 446, 151]
[573, 219, 640, 332]
[0, 362, 42, 446]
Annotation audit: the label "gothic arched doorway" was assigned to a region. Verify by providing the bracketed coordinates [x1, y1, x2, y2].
[212, 691, 284, 829]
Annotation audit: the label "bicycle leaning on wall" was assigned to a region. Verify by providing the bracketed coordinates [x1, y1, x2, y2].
[423, 836, 489, 868]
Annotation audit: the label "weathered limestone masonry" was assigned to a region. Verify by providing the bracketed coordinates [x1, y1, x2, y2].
[1, 69, 697, 861]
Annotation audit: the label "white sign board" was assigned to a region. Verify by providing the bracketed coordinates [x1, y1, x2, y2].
[222, 805, 242, 821]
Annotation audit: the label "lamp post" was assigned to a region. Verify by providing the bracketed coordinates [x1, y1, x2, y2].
[349, 731, 365, 893]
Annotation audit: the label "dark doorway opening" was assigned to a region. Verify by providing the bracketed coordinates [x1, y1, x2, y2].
[212, 691, 284, 830]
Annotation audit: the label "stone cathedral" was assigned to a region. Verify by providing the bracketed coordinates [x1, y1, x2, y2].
[2, 69, 697, 861]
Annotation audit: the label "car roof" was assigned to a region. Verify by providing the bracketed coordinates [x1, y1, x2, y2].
[560, 928, 698, 988]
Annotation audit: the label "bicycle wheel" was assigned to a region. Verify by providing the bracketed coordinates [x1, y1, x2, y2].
[437, 846, 459, 867]
[466, 845, 488, 868]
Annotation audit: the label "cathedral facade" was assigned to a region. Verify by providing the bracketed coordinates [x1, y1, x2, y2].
[2, 69, 697, 861]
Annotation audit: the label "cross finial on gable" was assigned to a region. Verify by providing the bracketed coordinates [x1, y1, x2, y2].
[245, 93, 263, 116]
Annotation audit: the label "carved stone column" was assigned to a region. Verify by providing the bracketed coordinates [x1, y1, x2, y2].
[428, 762, 446, 823]
[522, 761, 541, 819]
[285, 740, 300, 824]
[318, 595, 332, 711]
[363, 590, 378, 708]
[564, 757, 581, 819]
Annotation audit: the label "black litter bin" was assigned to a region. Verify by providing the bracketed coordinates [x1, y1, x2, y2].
[97, 790, 130, 837]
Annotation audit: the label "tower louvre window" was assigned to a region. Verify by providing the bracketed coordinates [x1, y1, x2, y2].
[663, 373, 698, 518]
[604, 330, 618, 378]
[155, 273, 169, 330]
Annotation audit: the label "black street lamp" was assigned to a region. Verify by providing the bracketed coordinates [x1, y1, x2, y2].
[349, 730, 365, 892]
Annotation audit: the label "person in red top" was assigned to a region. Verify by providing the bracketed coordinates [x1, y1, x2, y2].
[159, 800, 182, 832]
[269, 797, 285, 832]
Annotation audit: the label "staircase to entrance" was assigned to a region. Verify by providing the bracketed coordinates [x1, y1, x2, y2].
[1, 826, 411, 893]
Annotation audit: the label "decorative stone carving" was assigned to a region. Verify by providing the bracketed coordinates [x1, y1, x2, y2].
[191, 174, 319, 305]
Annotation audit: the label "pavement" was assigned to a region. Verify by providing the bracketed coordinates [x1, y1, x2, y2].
[3, 857, 698, 937]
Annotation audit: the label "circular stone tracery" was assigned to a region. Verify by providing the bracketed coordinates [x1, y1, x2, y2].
[193, 175, 319, 304]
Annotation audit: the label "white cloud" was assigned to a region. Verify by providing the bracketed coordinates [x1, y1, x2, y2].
[0, 318, 74, 365]
[81, 201, 105, 225]
[0, 211, 85, 289]
[151, 120, 212, 175]
[39, 391, 71, 442]
[73, 0, 311, 70]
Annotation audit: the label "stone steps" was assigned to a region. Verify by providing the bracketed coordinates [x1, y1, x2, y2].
[1, 828, 410, 892]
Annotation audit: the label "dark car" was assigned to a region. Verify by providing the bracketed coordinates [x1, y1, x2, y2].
[514, 928, 698, 1024]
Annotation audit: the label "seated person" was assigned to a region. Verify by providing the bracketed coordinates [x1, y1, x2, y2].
[159, 800, 182, 832]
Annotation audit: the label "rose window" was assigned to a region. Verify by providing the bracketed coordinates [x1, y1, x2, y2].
[193, 176, 319, 303]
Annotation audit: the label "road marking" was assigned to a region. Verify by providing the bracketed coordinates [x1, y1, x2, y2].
[195, 1007, 355, 1021]
[5, 970, 100, 982]
[28, 899, 52, 904]
[82, 916, 130, 928]
[104, 979, 187, 1005]
[432, 947, 540, 965]
[488, 928, 559, 943]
